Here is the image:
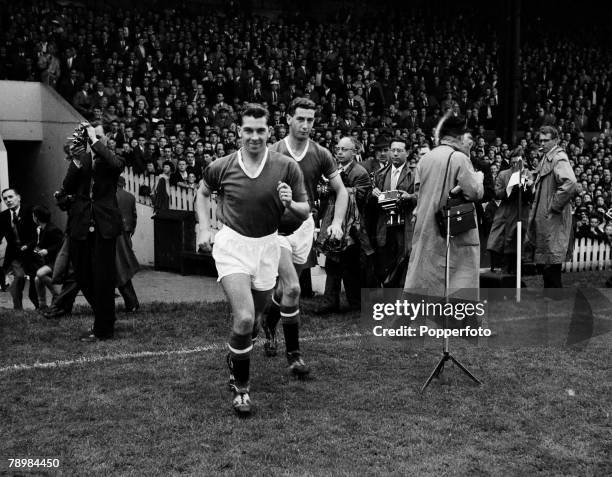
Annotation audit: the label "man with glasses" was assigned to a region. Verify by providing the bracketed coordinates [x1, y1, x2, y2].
[525, 125, 577, 288]
[370, 138, 416, 287]
[319, 136, 371, 312]
[262, 97, 348, 376]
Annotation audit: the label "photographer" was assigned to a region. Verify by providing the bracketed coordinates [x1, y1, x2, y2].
[62, 122, 125, 341]
[404, 115, 484, 297]
[318, 136, 371, 313]
[370, 138, 416, 287]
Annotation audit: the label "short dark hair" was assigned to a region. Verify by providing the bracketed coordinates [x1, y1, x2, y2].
[1, 187, 19, 197]
[287, 97, 316, 116]
[32, 205, 51, 223]
[241, 103, 269, 124]
[439, 115, 468, 138]
[389, 137, 408, 149]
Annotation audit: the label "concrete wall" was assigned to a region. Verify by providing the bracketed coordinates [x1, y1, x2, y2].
[0, 81, 84, 230]
[0, 81, 159, 268]
[134, 203, 155, 267]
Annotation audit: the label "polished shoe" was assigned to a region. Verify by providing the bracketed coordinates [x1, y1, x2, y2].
[79, 332, 113, 342]
[125, 303, 140, 313]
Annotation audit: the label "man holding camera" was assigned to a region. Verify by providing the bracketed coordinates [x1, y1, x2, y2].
[62, 123, 125, 341]
[404, 115, 484, 297]
[370, 138, 416, 287]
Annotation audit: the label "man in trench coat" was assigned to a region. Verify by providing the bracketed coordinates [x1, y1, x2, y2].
[404, 116, 484, 298]
[524, 126, 577, 288]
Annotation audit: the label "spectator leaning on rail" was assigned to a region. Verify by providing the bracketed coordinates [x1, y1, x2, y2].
[524, 125, 578, 288]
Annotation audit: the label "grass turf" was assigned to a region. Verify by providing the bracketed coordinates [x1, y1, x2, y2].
[1, 297, 610, 476]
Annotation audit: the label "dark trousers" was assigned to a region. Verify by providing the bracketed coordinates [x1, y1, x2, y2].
[299, 268, 314, 298]
[52, 271, 80, 312]
[538, 264, 563, 288]
[70, 232, 117, 338]
[374, 228, 408, 288]
[7, 259, 38, 310]
[323, 244, 361, 308]
[118, 279, 139, 310]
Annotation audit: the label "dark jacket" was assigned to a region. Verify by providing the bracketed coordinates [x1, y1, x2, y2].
[62, 141, 125, 240]
[26, 222, 64, 267]
[0, 207, 37, 267]
[116, 188, 137, 234]
[340, 160, 372, 213]
[371, 163, 416, 254]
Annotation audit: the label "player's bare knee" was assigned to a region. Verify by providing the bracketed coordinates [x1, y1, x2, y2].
[233, 312, 255, 333]
[283, 281, 301, 301]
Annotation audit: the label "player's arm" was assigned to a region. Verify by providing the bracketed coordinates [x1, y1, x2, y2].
[278, 182, 310, 220]
[195, 180, 213, 253]
[327, 173, 348, 240]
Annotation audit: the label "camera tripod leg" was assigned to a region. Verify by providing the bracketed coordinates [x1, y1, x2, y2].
[421, 354, 448, 392]
[448, 354, 482, 385]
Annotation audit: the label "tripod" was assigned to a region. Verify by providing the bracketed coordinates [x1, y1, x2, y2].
[421, 213, 482, 392]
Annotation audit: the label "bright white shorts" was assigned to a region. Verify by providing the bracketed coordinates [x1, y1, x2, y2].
[212, 225, 280, 291]
[277, 215, 315, 265]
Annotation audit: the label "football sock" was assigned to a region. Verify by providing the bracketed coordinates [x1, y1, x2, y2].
[265, 293, 282, 336]
[281, 305, 300, 353]
[228, 332, 252, 386]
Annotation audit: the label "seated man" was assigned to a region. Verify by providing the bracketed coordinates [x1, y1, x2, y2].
[26, 205, 64, 310]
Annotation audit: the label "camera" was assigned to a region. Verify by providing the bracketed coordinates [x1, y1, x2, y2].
[67, 122, 90, 157]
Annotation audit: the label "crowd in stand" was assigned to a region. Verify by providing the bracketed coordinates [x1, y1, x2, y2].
[1, 0, 612, 244]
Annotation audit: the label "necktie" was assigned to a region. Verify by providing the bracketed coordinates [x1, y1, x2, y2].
[391, 168, 400, 190]
[11, 210, 21, 245]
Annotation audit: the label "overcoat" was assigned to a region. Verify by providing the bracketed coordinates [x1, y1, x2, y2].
[525, 145, 577, 264]
[404, 143, 484, 297]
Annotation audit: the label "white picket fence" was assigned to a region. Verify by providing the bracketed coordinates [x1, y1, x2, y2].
[122, 168, 221, 240]
[123, 168, 198, 211]
[123, 168, 611, 273]
[563, 238, 612, 272]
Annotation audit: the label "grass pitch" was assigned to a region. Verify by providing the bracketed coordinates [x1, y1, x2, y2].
[1, 297, 610, 476]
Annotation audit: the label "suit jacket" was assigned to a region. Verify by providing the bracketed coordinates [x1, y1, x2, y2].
[26, 222, 64, 267]
[62, 141, 125, 240]
[340, 161, 372, 213]
[371, 163, 416, 254]
[116, 188, 137, 234]
[0, 207, 37, 266]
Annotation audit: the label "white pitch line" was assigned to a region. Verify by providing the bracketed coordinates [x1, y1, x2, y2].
[0, 332, 364, 374]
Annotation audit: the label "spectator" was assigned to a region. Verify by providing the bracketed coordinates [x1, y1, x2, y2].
[28, 205, 64, 311]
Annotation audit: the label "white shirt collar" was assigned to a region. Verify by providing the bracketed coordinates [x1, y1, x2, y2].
[391, 163, 405, 174]
[283, 137, 309, 162]
[237, 148, 269, 179]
